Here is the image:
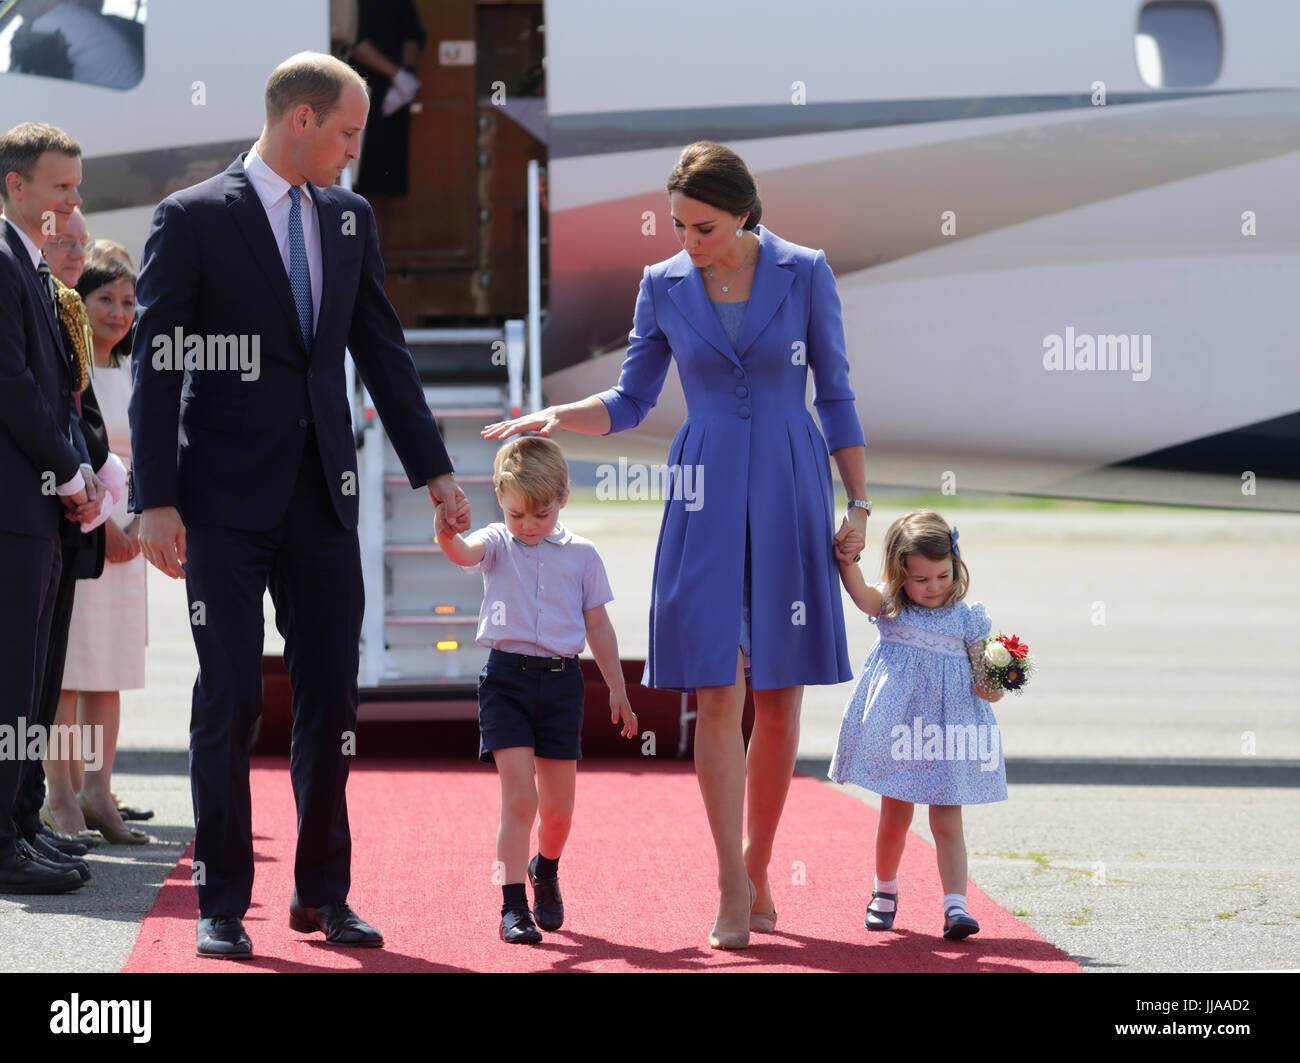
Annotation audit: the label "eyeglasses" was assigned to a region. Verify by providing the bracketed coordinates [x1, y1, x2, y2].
[46, 236, 92, 252]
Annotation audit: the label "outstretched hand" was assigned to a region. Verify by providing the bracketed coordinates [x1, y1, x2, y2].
[481, 406, 562, 441]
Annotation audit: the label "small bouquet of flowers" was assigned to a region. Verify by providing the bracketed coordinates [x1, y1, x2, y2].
[973, 634, 1034, 695]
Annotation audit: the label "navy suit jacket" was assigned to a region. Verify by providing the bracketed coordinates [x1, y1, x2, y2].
[0, 221, 91, 539]
[128, 154, 453, 532]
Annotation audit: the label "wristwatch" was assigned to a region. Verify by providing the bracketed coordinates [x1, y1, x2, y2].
[847, 498, 872, 516]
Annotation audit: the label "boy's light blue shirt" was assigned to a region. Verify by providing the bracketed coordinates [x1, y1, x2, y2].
[465, 521, 614, 657]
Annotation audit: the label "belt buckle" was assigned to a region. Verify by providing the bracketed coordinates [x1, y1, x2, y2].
[548, 656, 563, 672]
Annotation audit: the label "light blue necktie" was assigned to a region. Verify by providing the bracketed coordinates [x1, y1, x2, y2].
[288, 185, 313, 349]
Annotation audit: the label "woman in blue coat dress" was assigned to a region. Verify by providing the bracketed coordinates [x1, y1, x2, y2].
[483, 142, 870, 948]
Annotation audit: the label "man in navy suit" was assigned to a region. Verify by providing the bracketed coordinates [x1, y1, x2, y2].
[129, 53, 470, 958]
[0, 122, 104, 894]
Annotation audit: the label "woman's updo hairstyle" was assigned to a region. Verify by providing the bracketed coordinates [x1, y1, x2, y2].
[666, 141, 762, 230]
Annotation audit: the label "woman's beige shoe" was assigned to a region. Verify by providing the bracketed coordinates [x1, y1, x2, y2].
[78, 794, 148, 845]
[39, 803, 104, 846]
[710, 880, 755, 950]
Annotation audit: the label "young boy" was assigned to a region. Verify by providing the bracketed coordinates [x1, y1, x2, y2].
[436, 435, 637, 944]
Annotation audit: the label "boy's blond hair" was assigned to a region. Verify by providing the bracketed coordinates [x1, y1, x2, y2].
[493, 436, 569, 508]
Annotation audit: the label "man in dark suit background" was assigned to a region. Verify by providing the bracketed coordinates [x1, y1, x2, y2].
[0, 122, 104, 894]
[12, 204, 109, 882]
[129, 52, 470, 958]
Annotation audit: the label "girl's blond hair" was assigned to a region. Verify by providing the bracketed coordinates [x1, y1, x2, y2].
[493, 435, 569, 508]
[879, 509, 969, 617]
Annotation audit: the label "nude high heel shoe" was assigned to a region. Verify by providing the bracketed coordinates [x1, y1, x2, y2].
[79, 794, 149, 845]
[710, 880, 755, 950]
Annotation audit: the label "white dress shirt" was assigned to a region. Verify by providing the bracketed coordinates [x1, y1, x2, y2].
[242, 146, 322, 332]
[5, 214, 41, 270]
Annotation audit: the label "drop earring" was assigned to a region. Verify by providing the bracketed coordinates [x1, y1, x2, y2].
[735, 228, 743, 238]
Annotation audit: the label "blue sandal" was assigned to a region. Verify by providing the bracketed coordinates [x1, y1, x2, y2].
[865, 890, 898, 931]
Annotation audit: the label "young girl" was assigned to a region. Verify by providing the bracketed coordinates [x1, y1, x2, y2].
[830, 510, 1006, 940]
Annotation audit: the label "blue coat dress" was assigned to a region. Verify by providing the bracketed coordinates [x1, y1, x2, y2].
[597, 224, 866, 692]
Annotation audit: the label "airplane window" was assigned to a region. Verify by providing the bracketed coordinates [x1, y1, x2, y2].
[1135, 1, 1221, 87]
[0, 0, 145, 91]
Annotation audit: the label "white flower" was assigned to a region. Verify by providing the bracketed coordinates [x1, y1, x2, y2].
[984, 641, 1012, 667]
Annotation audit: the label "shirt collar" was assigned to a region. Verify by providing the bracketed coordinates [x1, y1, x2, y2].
[244, 145, 314, 211]
[4, 215, 43, 271]
[509, 522, 571, 546]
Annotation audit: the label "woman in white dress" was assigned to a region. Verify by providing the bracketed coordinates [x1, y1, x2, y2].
[42, 260, 149, 844]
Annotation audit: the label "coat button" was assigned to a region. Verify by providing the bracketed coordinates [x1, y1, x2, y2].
[735, 386, 748, 398]
[738, 405, 751, 418]
[298, 418, 308, 428]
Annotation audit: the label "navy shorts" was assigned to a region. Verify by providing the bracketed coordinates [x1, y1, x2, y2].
[477, 649, 585, 763]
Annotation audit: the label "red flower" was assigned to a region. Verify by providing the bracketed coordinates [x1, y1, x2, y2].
[999, 634, 1029, 659]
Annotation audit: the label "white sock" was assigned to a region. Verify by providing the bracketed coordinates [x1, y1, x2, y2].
[869, 876, 899, 913]
[943, 892, 967, 916]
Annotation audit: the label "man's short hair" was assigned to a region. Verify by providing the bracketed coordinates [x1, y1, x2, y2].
[0, 122, 81, 203]
[264, 52, 368, 126]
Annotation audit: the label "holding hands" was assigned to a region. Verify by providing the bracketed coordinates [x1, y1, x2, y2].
[834, 513, 866, 566]
[428, 474, 471, 534]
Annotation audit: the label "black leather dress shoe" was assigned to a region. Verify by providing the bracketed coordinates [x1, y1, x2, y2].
[196, 917, 253, 959]
[500, 906, 542, 944]
[0, 849, 83, 894]
[528, 855, 563, 931]
[289, 898, 383, 947]
[38, 826, 91, 857]
[20, 837, 90, 883]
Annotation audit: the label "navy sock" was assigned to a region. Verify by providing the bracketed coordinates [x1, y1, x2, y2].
[535, 854, 559, 879]
[501, 882, 527, 912]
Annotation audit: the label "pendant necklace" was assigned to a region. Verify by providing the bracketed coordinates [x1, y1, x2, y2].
[707, 241, 757, 293]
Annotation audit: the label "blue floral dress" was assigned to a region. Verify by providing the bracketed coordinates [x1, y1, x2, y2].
[828, 586, 1007, 805]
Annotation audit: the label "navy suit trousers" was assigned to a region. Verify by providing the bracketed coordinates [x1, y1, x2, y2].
[183, 428, 364, 918]
[13, 532, 80, 841]
[0, 532, 62, 850]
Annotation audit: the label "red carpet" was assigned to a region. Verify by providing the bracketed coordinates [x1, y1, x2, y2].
[124, 758, 1080, 973]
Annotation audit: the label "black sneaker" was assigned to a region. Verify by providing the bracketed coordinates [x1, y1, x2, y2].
[528, 854, 564, 931]
[500, 906, 542, 944]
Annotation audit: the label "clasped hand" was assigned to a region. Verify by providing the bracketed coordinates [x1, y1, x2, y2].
[428, 474, 470, 534]
[61, 467, 105, 523]
[833, 509, 867, 566]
